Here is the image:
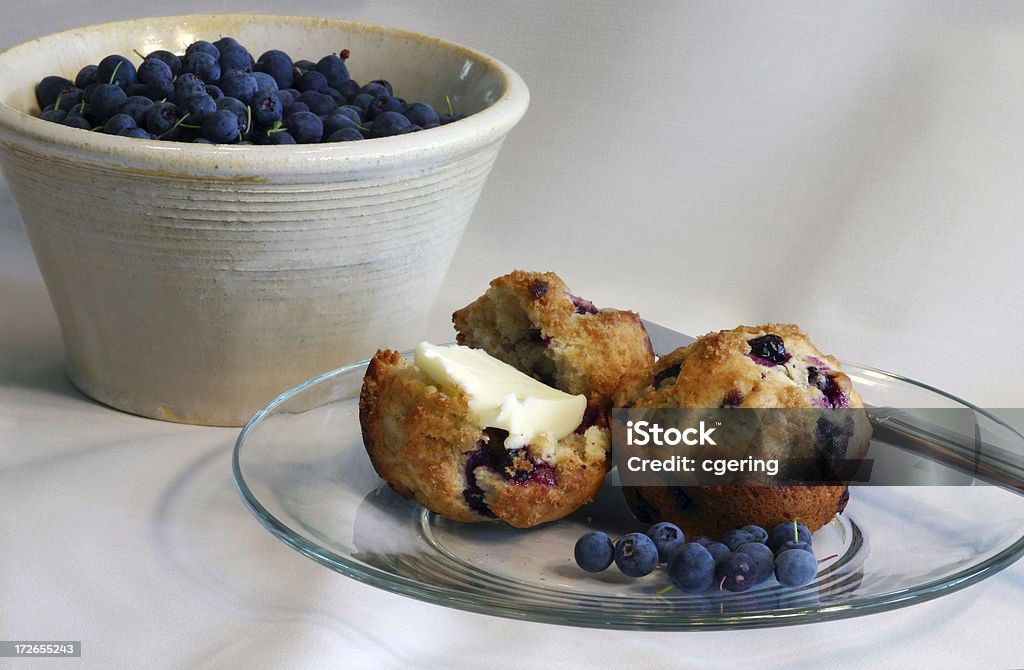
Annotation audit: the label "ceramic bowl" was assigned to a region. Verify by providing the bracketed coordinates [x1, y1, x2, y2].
[0, 14, 528, 425]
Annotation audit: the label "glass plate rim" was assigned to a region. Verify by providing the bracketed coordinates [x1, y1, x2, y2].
[232, 354, 1024, 631]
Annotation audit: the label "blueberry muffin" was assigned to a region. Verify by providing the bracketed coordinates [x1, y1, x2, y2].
[622, 323, 872, 536]
[452, 270, 655, 407]
[359, 348, 610, 528]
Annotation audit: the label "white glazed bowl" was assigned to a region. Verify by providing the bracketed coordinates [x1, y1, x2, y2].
[0, 14, 528, 426]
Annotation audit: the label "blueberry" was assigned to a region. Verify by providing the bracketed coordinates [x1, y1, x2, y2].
[36, 75, 73, 109]
[775, 549, 819, 587]
[293, 59, 317, 73]
[185, 40, 220, 60]
[315, 53, 350, 89]
[204, 85, 224, 102]
[666, 542, 715, 593]
[370, 110, 411, 138]
[249, 90, 283, 127]
[326, 127, 364, 141]
[119, 127, 153, 139]
[144, 102, 181, 139]
[613, 533, 659, 577]
[702, 540, 731, 564]
[216, 97, 249, 134]
[89, 83, 128, 121]
[138, 57, 173, 86]
[324, 113, 358, 136]
[349, 92, 375, 112]
[767, 521, 812, 553]
[256, 49, 294, 89]
[747, 334, 791, 365]
[722, 389, 744, 407]
[736, 542, 775, 584]
[75, 65, 99, 90]
[39, 108, 67, 123]
[366, 94, 404, 120]
[101, 113, 136, 134]
[173, 77, 207, 105]
[714, 551, 756, 592]
[219, 45, 253, 73]
[404, 101, 439, 127]
[357, 81, 387, 99]
[200, 109, 243, 143]
[274, 89, 297, 109]
[251, 72, 279, 93]
[297, 90, 334, 116]
[144, 78, 175, 101]
[740, 524, 768, 544]
[124, 82, 147, 100]
[97, 54, 136, 88]
[260, 128, 296, 144]
[335, 105, 364, 123]
[645, 522, 685, 563]
[338, 79, 361, 101]
[60, 115, 92, 130]
[220, 71, 258, 104]
[574, 531, 614, 573]
[179, 92, 217, 124]
[720, 529, 756, 552]
[117, 96, 155, 125]
[809, 368, 847, 408]
[296, 69, 329, 94]
[146, 50, 182, 77]
[284, 111, 323, 143]
[324, 87, 347, 106]
[183, 52, 221, 84]
[283, 101, 310, 117]
[212, 36, 241, 52]
[365, 79, 394, 96]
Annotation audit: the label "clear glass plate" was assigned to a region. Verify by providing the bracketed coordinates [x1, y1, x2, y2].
[232, 356, 1024, 630]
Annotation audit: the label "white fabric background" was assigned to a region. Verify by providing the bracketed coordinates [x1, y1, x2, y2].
[2, 2, 1023, 668]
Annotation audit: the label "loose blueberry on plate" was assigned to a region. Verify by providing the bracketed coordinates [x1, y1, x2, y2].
[645, 521, 686, 562]
[667, 542, 715, 593]
[775, 549, 819, 587]
[736, 542, 775, 585]
[715, 551, 756, 592]
[614, 533, 659, 577]
[574, 531, 615, 573]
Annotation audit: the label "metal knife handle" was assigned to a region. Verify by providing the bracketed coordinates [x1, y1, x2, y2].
[867, 407, 1024, 496]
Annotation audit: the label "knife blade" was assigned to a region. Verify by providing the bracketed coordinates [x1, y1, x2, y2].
[640, 320, 1024, 496]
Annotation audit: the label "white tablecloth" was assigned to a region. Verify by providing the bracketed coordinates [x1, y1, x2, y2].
[3, 3, 1023, 668]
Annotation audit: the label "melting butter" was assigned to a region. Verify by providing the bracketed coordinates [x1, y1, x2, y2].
[414, 342, 587, 450]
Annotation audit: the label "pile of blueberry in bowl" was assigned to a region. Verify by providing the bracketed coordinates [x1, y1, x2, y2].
[0, 14, 529, 427]
[34, 37, 466, 144]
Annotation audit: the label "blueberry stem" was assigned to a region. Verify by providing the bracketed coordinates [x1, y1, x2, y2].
[109, 60, 122, 85]
[157, 111, 191, 140]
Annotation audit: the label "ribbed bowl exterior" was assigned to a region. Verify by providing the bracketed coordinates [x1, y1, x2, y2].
[0, 15, 528, 425]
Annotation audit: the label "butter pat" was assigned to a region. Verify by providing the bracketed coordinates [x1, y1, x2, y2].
[414, 342, 587, 450]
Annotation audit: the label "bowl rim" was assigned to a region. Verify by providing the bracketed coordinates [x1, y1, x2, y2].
[0, 13, 530, 176]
